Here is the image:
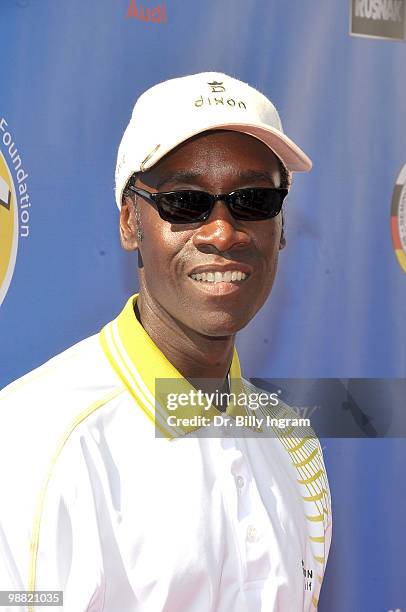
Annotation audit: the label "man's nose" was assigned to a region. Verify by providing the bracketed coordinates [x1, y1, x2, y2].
[192, 199, 251, 253]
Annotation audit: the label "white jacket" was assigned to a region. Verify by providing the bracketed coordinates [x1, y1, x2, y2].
[0, 294, 332, 612]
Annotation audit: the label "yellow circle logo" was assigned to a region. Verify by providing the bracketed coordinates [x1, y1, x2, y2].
[0, 150, 18, 306]
[391, 163, 406, 274]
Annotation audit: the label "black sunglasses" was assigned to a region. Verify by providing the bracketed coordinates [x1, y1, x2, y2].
[128, 186, 288, 224]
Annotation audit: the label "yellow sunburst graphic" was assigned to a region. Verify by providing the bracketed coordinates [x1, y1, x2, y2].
[0, 150, 18, 306]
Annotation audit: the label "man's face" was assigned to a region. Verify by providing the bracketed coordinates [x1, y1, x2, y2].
[120, 130, 286, 337]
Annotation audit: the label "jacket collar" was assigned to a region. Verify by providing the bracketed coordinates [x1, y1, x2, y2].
[100, 294, 251, 439]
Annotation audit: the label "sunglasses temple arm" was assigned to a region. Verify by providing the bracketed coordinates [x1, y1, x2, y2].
[129, 186, 156, 205]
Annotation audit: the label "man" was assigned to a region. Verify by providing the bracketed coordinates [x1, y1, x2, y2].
[0, 72, 331, 611]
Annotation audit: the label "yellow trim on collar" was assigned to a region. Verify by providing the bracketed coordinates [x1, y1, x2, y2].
[100, 294, 250, 438]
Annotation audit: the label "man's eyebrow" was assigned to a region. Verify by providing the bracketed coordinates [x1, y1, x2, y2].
[235, 169, 278, 185]
[156, 169, 278, 190]
[156, 171, 201, 189]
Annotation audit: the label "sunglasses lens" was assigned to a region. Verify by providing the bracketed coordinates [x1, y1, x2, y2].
[153, 188, 287, 223]
[156, 191, 212, 223]
[230, 188, 286, 220]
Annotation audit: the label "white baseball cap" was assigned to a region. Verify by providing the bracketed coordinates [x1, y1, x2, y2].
[115, 71, 312, 209]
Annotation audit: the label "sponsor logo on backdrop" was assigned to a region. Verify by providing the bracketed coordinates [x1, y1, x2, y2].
[126, 0, 168, 22]
[391, 163, 406, 273]
[350, 0, 405, 40]
[0, 117, 31, 306]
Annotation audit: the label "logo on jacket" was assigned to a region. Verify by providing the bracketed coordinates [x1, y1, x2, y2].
[302, 559, 313, 591]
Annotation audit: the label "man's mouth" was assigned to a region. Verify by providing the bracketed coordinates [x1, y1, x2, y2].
[190, 270, 249, 283]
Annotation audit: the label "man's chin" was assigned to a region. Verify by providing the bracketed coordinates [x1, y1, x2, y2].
[190, 312, 251, 338]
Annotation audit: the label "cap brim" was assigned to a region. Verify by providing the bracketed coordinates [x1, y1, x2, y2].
[142, 120, 312, 173]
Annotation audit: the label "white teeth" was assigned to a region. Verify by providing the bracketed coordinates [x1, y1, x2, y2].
[190, 270, 248, 283]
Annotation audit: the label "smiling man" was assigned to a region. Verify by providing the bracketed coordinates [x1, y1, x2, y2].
[0, 72, 332, 611]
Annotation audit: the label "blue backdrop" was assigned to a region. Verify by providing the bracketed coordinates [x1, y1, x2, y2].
[1, 1, 405, 609]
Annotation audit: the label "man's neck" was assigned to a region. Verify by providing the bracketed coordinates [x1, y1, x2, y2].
[135, 292, 235, 385]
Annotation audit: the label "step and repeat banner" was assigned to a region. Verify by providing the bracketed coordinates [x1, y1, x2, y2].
[1, 1, 405, 610]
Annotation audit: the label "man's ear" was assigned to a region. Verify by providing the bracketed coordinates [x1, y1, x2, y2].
[279, 228, 286, 250]
[279, 212, 286, 250]
[120, 196, 139, 251]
